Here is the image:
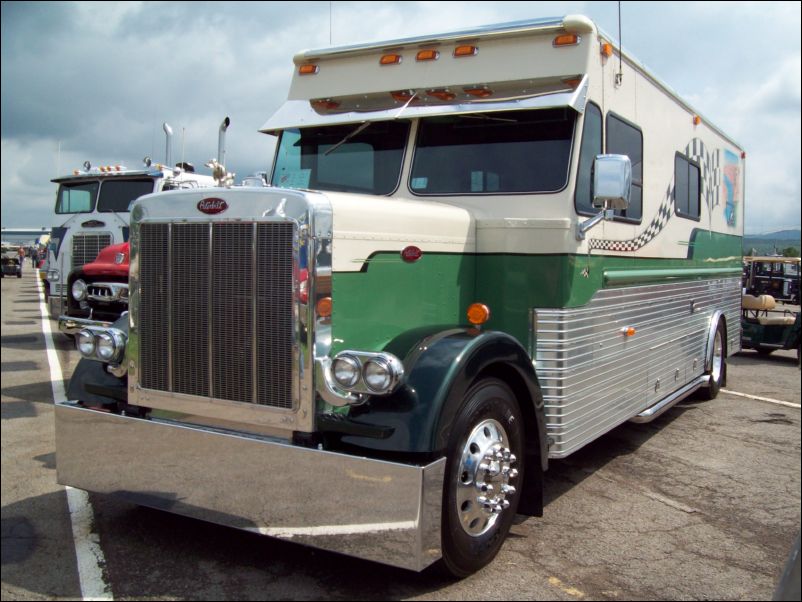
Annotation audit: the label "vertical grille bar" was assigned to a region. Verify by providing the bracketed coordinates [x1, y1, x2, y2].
[211, 223, 255, 404]
[171, 224, 210, 397]
[139, 224, 169, 391]
[139, 220, 295, 410]
[256, 222, 294, 408]
[72, 234, 112, 269]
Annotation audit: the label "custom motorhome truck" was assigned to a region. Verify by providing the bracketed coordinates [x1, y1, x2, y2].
[46, 120, 229, 321]
[58, 16, 744, 576]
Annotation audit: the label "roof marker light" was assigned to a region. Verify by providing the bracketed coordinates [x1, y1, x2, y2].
[380, 53, 403, 66]
[391, 89, 416, 102]
[562, 77, 583, 89]
[311, 98, 341, 111]
[601, 42, 613, 57]
[693, 115, 702, 126]
[553, 34, 580, 47]
[298, 64, 319, 75]
[453, 45, 478, 57]
[427, 88, 456, 101]
[464, 86, 493, 98]
[416, 49, 439, 62]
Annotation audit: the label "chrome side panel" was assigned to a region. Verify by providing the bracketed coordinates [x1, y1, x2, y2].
[534, 277, 741, 458]
[55, 403, 446, 571]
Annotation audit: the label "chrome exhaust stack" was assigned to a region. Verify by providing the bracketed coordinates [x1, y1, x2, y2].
[163, 122, 173, 167]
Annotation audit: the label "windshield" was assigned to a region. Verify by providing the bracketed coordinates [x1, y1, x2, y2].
[98, 178, 156, 212]
[55, 182, 99, 214]
[271, 121, 409, 195]
[410, 108, 576, 195]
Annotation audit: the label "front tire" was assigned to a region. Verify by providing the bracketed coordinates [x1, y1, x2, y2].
[702, 320, 726, 400]
[441, 378, 524, 577]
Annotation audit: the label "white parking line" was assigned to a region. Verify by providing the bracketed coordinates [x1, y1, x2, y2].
[722, 388, 801, 409]
[37, 276, 114, 601]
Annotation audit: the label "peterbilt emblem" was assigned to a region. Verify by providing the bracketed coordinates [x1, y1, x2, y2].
[197, 198, 228, 214]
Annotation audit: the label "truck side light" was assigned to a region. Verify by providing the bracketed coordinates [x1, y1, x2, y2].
[621, 326, 637, 337]
[467, 303, 491, 326]
[316, 296, 332, 318]
[553, 34, 580, 47]
[391, 90, 416, 102]
[601, 42, 614, 57]
[464, 86, 493, 98]
[311, 99, 340, 111]
[380, 54, 403, 66]
[416, 49, 439, 62]
[427, 89, 456, 101]
[453, 45, 478, 57]
[298, 64, 319, 75]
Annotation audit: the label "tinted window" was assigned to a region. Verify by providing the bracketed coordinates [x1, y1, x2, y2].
[410, 108, 575, 195]
[674, 154, 701, 219]
[575, 103, 603, 214]
[55, 182, 98, 214]
[607, 114, 643, 220]
[271, 121, 409, 195]
[98, 179, 156, 212]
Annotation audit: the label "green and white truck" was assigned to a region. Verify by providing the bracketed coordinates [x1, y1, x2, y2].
[58, 15, 744, 576]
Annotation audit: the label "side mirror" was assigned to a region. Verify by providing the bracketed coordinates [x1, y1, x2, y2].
[593, 154, 632, 211]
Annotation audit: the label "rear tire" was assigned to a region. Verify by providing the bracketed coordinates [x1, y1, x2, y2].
[702, 320, 726, 400]
[440, 378, 524, 577]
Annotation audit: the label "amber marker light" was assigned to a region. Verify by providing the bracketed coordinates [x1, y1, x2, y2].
[427, 89, 456, 101]
[390, 89, 415, 102]
[453, 45, 478, 57]
[416, 49, 439, 62]
[311, 98, 341, 110]
[621, 326, 637, 337]
[464, 86, 493, 98]
[601, 42, 613, 57]
[298, 64, 319, 75]
[317, 296, 333, 318]
[467, 303, 491, 326]
[693, 115, 702, 126]
[553, 34, 580, 47]
[380, 54, 403, 65]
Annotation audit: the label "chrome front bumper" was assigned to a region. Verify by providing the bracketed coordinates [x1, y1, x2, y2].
[55, 403, 446, 571]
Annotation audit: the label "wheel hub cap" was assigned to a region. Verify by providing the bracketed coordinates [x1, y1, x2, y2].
[455, 419, 518, 536]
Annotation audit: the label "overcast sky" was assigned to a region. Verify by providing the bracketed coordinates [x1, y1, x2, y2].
[1, 1, 800, 234]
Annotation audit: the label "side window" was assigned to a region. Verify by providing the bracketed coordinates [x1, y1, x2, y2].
[674, 153, 701, 220]
[606, 113, 643, 221]
[575, 102, 603, 215]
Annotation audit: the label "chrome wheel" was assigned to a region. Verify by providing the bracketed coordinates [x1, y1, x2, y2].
[455, 418, 518, 537]
[710, 328, 724, 383]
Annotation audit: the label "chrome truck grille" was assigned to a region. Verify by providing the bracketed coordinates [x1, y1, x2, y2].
[138, 222, 295, 408]
[72, 233, 112, 269]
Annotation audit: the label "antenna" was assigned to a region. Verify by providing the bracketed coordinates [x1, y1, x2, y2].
[615, 1, 624, 86]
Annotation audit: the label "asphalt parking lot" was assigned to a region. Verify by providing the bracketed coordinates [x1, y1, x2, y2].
[2, 269, 800, 601]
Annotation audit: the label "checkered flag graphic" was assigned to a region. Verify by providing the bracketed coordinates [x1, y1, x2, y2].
[686, 138, 720, 211]
[589, 182, 675, 252]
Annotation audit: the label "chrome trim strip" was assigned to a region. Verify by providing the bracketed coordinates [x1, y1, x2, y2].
[630, 376, 707, 423]
[55, 403, 445, 571]
[534, 277, 742, 459]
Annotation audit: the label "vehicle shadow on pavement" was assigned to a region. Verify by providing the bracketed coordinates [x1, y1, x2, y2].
[731, 351, 799, 367]
[542, 405, 693, 508]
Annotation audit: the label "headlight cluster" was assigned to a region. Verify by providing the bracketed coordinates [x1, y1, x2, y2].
[331, 351, 404, 395]
[72, 279, 88, 301]
[77, 327, 127, 364]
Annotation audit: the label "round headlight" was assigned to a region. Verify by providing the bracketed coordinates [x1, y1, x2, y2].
[363, 358, 392, 393]
[47, 269, 60, 281]
[77, 330, 96, 357]
[71, 279, 88, 301]
[332, 355, 361, 388]
[96, 333, 116, 361]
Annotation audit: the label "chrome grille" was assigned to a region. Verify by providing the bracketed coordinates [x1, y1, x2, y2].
[72, 234, 112, 269]
[139, 221, 295, 409]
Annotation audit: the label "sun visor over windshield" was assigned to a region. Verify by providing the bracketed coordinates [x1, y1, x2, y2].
[261, 75, 588, 134]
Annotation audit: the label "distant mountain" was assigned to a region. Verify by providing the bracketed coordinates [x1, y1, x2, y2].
[745, 229, 801, 240]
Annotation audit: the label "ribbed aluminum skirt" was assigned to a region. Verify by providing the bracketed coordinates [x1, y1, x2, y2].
[72, 233, 112, 269]
[139, 221, 295, 409]
[535, 278, 742, 458]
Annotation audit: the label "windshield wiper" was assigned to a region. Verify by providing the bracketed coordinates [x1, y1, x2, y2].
[323, 122, 371, 156]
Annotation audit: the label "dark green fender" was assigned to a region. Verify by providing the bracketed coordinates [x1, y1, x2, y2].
[340, 327, 549, 516]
